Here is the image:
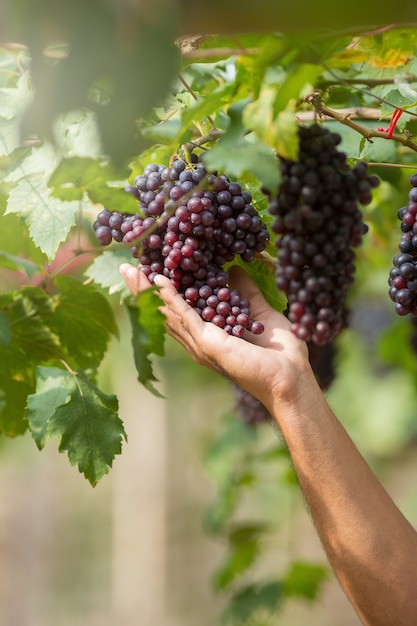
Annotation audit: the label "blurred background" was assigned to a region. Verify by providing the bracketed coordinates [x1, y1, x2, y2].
[1, 5, 417, 625]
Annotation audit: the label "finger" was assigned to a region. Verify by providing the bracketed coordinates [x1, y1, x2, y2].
[120, 263, 151, 296]
[153, 274, 206, 337]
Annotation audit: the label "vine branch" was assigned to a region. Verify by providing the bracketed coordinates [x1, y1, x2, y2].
[318, 74, 417, 89]
[314, 102, 417, 152]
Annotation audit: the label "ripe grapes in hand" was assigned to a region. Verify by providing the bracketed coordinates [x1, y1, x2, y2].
[265, 123, 379, 345]
[93, 156, 270, 336]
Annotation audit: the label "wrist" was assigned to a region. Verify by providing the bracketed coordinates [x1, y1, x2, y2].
[265, 360, 324, 428]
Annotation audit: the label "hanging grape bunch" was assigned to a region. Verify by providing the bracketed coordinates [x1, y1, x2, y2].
[94, 156, 269, 337]
[265, 123, 379, 345]
[388, 173, 417, 316]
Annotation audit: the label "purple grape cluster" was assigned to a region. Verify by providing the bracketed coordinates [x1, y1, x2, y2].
[388, 173, 417, 316]
[307, 339, 337, 391]
[94, 157, 269, 336]
[266, 123, 379, 345]
[231, 383, 271, 426]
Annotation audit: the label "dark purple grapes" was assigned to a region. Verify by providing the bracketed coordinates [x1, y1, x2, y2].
[93, 157, 269, 336]
[265, 123, 379, 345]
[388, 174, 417, 316]
[231, 383, 271, 426]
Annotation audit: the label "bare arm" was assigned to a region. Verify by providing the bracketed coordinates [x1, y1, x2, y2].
[120, 262, 417, 626]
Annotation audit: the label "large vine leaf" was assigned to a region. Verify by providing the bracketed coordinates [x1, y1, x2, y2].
[126, 287, 166, 397]
[213, 523, 267, 591]
[0, 250, 40, 278]
[48, 156, 138, 213]
[203, 100, 280, 193]
[26, 365, 126, 486]
[0, 287, 64, 436]
[5, 174, 80, 260]
[51, 275, 119, 371]
[0, 379, 34, 436]
[243, 87, 299, 162]
[283, 561, 328, 600]
[221, 581, 283, 625]
[0, 288, 64, 378]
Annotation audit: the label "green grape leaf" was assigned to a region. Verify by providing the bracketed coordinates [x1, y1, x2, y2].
[86, 182, 138, 214]
[283, 561, 328, 601]
[0, 310, 11, 347]
[54, 109, 103, 160]
[5, 175, 79, 260]
[48, 156, 137, 213]
[140, 119, 183, 145]
[0, 250, 40, 278]
[0, 71, 32, 120]
[204, 481, 240, 536]
[221, 581, 283, 625]
[48, 156, 97, 201]
[51, 275, 119, 370]
[0, 116, 21, 157]
[213, 523, 267, 590]
[0, 378, 33, 436]
[3, 142, 58, 184]
[26, 365, 126, 486]
[272, 105, 299, 161]
[229, 258, 287, 313]
[273, 63, 321, 115]
[203, 100, 280, 193]
[0, 288, 64, 377]
[175, 82, 235, 145]
[360, 129, 399, 164]
[378, 88, 417, 122]
[0, 200, 46, 265]
[244, 89, 299, 162]
[84, 248, 134, 300]
[126, 287, 166, 397]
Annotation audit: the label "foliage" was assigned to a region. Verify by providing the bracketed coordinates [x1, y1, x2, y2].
[1, 13, 417, 621]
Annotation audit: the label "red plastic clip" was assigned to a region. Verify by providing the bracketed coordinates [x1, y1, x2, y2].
[377, 108, 403, 138]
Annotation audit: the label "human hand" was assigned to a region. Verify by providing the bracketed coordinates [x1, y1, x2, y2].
[119, 263, 314, 415]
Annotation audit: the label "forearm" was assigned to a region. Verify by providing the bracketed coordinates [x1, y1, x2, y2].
[270, 373, 417, 626]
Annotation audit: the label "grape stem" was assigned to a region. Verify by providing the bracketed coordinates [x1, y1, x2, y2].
[318, 74, 417, 89]
[297, 107, 382, 121]
[183, 128, 225, 151]
[367, 162, 417, 169]
[177, 73, 216, 130]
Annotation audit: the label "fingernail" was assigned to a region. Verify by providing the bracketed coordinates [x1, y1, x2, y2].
[119, 263, 131, 275]
[153, 274, 163, 286]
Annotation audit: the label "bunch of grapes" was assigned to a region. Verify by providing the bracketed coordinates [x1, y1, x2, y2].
[231, 383, 271, 426]
[265, 123, 379, 345]
[307, 339, 338, 391]
[388, 173, 417, 316]
[94, 157, 269, 336]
